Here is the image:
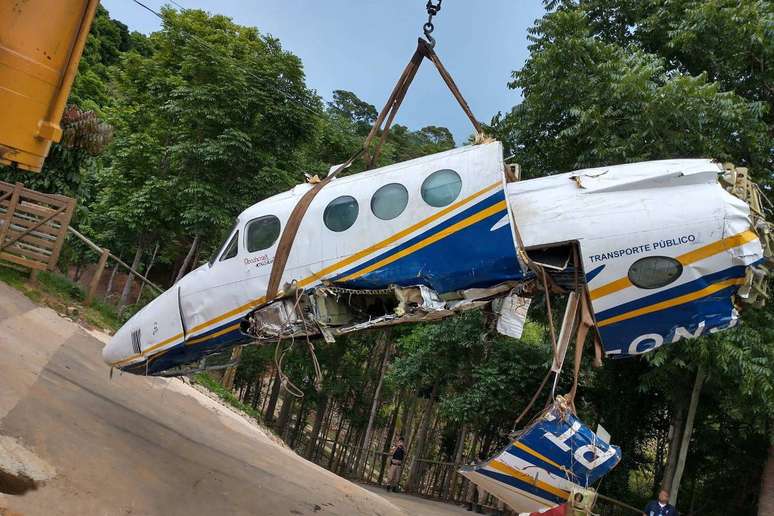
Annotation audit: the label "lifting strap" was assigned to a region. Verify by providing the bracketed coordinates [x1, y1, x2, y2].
[265, 37, 483, 301]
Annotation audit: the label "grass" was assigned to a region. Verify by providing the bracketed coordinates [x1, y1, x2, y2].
[0, 263, 124, 333]
[0, 264, 27, 289]
[193, 372, 264, 423]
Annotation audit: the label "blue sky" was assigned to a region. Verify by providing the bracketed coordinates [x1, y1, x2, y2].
[102, 1, 546, 144]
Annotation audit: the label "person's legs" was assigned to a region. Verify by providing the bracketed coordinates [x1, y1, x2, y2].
[391, 466, 402, 492]
[386, 464, 399, 490]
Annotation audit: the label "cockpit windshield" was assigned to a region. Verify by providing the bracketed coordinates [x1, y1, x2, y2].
[208, 219, 239, 266]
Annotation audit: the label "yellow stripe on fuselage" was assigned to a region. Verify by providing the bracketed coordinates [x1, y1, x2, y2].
[186, 323, 241, 345]
[488, 460, 569, 500]
[112, 181, 503, 367]
[589, 230, 758, 301]
[596, 277, 745, 327]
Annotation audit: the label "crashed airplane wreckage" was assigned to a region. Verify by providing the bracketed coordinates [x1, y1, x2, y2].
[460, 397, 621, 513]
[101, 33, 770, 513]
[103, 142, 771, 375]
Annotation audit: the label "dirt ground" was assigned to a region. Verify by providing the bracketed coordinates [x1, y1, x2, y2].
[360, 485, 473, 516]
[0, 280, 467, 516]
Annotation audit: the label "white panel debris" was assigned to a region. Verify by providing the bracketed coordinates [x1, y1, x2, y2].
[495, 292, 531, 339]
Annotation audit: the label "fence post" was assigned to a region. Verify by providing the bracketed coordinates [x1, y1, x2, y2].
[0, 182, 22, 251]
[47, 196, 76, 270]
[86, 249, 110, 305]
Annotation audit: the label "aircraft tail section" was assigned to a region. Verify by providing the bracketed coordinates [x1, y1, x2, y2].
[459, 398, 621, 514]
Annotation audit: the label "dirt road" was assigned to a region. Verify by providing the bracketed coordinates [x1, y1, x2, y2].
[0, 281, 463, 516]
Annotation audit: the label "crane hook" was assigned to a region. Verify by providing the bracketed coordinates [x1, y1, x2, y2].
[423, 0, 443, 48]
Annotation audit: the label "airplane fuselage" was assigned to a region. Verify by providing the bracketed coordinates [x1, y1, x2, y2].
[103, 142, 765, 375]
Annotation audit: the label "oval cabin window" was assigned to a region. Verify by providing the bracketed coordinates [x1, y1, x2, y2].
[421, 169, 462, 207]
[324, 195, 359, 232]
[628, 256, 683, 289]
[246, 215, 281, 252]
[371, 183, 409, 220]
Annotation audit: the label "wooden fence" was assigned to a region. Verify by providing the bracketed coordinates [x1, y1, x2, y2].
[0, 179, 163, 308]
[0, 181, 76, 271]
[288, 434, 640, 515]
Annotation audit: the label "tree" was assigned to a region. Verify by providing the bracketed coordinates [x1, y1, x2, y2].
[86, 8, 322, 286]
[493, 4, 770, 185]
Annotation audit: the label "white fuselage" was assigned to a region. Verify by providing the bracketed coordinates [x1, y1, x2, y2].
[103, 143, 764, 375]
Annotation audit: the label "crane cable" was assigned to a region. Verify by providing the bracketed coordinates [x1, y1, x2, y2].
[265, 6, 483, 301]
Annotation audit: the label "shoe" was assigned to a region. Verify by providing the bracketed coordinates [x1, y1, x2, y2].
[474, 504, 482, 514]
[392, 486, 399, 493]
[466, 502, 473, 511]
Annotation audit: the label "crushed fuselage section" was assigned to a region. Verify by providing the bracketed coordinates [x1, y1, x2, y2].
[241, 282, 529, 342]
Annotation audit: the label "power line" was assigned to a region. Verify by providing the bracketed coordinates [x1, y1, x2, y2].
[131, 0, 161, 18]
[129, 0, 324, 120]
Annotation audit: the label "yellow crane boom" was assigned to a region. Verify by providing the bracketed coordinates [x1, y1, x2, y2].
[0, 0, 100, 172]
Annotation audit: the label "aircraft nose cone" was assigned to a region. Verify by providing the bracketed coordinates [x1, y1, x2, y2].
[102, 332, 131, 367]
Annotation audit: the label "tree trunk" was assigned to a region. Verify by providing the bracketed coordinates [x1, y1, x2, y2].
[119, 243, 144, 310]
[136, 241, 159, 303]
[174, 234, 200, 284]
[662, 392, 689, 491]
[758, 443, 774, 516]
[337, 421, 355, 473]
[446, 425, 468, 500]
[251, 373, 263, 409]
[276, 390, 294, 437]
[264, 368, 281, 423]
[358, 335, 391, 476]
[317, 400, 337, 462]
[105, 261, 120, 297]
[407, 385, 437, 492]
[291, 396, 308, 449]
[306, 394, 329, 458]
[669, 364, 706, 505]
[221, 346, 243, 391]
[402, 395, 418, 450]
[328, 416, 346, 470]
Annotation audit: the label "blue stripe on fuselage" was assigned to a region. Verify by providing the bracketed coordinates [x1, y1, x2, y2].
[333, 190, 522, 292]
[595, 265, 746, 323]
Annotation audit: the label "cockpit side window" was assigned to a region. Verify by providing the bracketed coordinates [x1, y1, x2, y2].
[246, 215, 282, 252]
[219, 231, 239, 261]
[209, 219, 239, 266]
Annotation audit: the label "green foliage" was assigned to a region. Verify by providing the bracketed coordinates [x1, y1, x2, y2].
[0, 265, 122, 331]
[193, 372, 263, 422]
[0, 264, 28, 290]
[494, 2, 771, 189]
[390, 312, 551, 441]
[36, 271, 85, 302]
[85, 7, 321, 261]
